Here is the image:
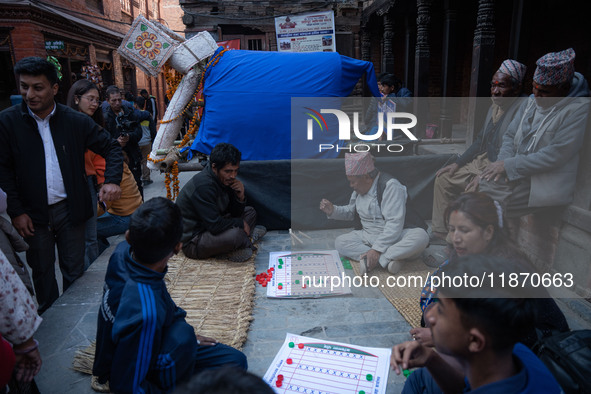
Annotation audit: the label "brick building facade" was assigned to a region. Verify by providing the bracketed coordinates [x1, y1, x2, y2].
[0, 0, 183, 114]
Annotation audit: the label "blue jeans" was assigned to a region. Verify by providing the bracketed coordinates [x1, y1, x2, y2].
[97, 212, 131, 254]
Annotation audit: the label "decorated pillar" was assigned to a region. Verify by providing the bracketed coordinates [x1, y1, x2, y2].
[382, 13, 394, 73]
[414, 0, 431, 98]
[439, 0, 457, 139]
[361, 30, 371, 62]
[414, 0, 431, 138]
[466, 0, 495, 145]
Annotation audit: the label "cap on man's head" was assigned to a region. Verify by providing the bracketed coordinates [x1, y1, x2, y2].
[345, 152, 375, 176]
[497, 59, 527, 83]
[533, 48, 575, 86]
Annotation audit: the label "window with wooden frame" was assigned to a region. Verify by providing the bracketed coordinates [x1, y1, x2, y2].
[120, 0, 131, 15]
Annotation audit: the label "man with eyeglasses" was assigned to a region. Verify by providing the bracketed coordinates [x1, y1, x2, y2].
[430, 59, 527, 246]
[103, 85, 144, 198]
[0, 57, 123, 313]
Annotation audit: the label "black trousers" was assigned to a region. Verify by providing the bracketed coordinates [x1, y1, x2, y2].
[25, 200, 85, 313]
[183, 206, 257, 259]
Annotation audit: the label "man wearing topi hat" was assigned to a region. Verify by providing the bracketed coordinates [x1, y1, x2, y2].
[480, 48, 590, 215]
[430, 59, 527, 244]
[319, 152, 429, 274]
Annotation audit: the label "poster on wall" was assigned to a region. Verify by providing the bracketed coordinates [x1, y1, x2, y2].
[217, 39, 241, 50]
[274, 11, 336, 53]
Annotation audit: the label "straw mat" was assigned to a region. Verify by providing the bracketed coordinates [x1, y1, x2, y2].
[351, 258, 431, 328]
[72, 251, 256, 375]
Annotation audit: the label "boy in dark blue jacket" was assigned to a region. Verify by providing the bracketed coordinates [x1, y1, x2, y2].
[391, 255, 561, 394]
[92, 197, 247, 393]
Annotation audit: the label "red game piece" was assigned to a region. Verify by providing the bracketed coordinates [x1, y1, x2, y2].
[262, 282, 267, 287]
[278, 285, 283, 290]
[270, 267, 274, 271]
[302, 284, 307, 289]
[286, 358, 293, 365]
[275, 380, 282, 387]
[298, 343, 304, 349]
[277, 374, 284, 381]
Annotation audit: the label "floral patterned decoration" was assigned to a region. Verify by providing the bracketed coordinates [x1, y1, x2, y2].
[134, 31, 163, 60]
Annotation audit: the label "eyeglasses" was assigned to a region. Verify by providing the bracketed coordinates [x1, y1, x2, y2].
[80, 95, 100, 104]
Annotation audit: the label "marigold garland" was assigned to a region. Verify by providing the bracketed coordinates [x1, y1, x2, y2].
[154, 49, 228, 200]
[165, 160, 180, 201]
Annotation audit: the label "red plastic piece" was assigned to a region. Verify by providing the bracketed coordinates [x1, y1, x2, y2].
[286, 358, 293, 365]
[298, 343, 304, 349]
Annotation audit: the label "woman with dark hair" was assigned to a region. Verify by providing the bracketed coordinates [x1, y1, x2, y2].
[66, 79, 106, 269]
[66, 79, 104, 127]
[411, 192, 568, 348]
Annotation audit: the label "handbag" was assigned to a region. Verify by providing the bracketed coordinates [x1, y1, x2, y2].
[534, 329, 591, 394]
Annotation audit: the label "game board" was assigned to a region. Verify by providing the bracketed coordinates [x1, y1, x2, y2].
[263, 333, 391, 394]
[266, 250, 352, 298]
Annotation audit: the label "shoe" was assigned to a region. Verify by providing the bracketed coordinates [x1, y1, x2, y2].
[387, 260, 402, 274]
[359, 256, 368, 275]
[422, 245, 452, 268]
[429, 231, 448, 246]
[250, 225, 267, 243]
[359, 256, 379, 275]
[223, 247, 254, 262]
[91, 376, 110, 393]
[143, 179, 153, 186]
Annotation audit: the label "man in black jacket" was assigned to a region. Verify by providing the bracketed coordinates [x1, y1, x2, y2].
[0, 57, 123, 313]
[176, 143, 265, 262]
[103, 85, 144, 198]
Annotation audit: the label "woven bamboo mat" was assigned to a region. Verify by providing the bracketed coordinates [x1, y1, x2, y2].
[350, 258, 431, 328]
[72, 251, 256, 375]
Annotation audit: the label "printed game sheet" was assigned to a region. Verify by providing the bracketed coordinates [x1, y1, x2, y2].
[263, 333, 391, 393]
[267, 250, 352, 298]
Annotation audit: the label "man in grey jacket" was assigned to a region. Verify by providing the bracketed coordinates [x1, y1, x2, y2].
[320, 152, 429, 275]
[480, 48, 590, 216]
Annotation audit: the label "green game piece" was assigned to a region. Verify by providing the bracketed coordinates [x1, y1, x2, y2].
[295, 280, 300, 284]
[359, 391, 365, 394]
[278, 283, 283, 287]
[278, 265, 283, 269]
[298, 270, 303, 275]
[403, 369, 411, 377]
[340, 258, 352, 270]
[298, 256, 302, 260]
[289, 342, 294, 348]
[366, 374, 373, 381]
[278, 258, 283, 264]
[306, 280, 309, 284]
[140, 24, 147, 31]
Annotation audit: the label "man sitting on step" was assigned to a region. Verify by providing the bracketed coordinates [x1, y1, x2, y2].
[176, 143, 266, 262]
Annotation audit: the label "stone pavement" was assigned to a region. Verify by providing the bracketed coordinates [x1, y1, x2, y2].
[33, 168, 591, 393]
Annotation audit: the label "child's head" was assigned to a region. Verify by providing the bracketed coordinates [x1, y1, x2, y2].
[427, 254, 538, 356]
[127, 197, 183, 265]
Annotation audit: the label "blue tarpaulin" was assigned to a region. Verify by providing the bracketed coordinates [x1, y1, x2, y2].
[190, 48, 380, 160]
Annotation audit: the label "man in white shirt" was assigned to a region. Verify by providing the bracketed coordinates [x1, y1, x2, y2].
[0, 57, 122, 313]
[320, 152, 429, 275]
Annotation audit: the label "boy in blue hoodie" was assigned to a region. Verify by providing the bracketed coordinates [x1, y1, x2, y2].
[93, 197, 247, 393]
[391, 254, 562, 394]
